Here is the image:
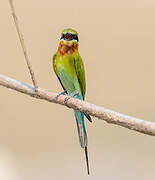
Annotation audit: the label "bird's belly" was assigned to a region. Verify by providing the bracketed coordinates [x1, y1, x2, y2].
[56, 55, 81, 95]
[59, 69, 76, 93]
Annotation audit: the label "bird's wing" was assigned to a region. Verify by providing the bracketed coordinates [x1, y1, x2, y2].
[74, 54, 86, 99]
[52, 53, 57, 75]
[52, 53, 66, 91]
[74, 54, 92, 122]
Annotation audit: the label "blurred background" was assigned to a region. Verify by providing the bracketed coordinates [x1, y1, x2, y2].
[0, 0, 155, 179]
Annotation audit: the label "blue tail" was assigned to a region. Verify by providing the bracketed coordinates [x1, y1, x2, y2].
[73, 94, 87, 148]
[74, 94, 90, 174]
[74, 110, 90, 174]
[74, 110, 87, 148]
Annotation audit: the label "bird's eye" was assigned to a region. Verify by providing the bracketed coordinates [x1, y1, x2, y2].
[73, 35, 79, 42]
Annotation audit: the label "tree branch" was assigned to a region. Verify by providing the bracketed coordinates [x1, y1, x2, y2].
[9, 0, 38, 91]
[0, 74, 155, 136]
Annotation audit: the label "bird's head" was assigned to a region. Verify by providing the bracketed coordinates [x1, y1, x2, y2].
[60, 28, 79, 47]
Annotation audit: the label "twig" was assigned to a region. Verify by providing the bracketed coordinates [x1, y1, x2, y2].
[8, 0, 38, 91]
[0, 74, 155, 136]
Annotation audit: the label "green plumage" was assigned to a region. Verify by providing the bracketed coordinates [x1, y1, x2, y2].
[53, 52, 85, 98]
[53, 51, 88, 147]
[52, 28, 90, 174]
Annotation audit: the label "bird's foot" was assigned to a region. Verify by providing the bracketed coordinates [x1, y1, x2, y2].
[54, 90, 67, 102]
[64, 90, 79, 105]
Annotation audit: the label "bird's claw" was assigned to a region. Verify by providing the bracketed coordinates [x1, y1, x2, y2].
[64, 96, 71, 105]
[54, 90, 67, 102]
[64, 90, 79, 106]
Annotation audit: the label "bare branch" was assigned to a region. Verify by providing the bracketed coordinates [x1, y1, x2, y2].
[8, 0, 38, 91]
[0, 74, 155, 136]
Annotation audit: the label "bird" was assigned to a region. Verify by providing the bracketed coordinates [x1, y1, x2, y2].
[52, 28, 92, 174]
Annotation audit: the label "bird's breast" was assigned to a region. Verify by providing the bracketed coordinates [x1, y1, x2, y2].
[56, 54, 75, 74]
[56, 54, 79, 94]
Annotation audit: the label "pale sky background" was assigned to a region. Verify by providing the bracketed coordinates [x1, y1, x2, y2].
[0, 0, 155, 179]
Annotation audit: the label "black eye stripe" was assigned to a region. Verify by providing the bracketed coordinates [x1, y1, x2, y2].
[72, 34, 79, 41]
[60, 34, 65, 39]
[60, 33, 79, 42]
